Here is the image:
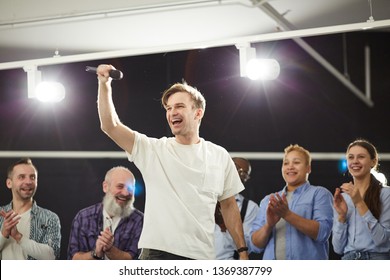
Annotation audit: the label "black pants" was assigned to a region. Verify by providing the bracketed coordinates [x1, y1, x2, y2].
[139, 248, 194, 260]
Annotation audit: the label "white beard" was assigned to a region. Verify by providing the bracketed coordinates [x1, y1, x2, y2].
[102, 192, 134, 219]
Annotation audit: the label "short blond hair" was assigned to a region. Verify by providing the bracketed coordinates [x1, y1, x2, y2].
[161, 81, 206, 111]
[284, 144, 311, 165]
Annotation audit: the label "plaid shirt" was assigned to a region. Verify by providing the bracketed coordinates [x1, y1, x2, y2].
[0, 201, 61, 259]
[67, 203, 143, 259]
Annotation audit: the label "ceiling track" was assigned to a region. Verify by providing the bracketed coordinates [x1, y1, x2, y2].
[0, 0, 248, 29]
[0, 18, 389, 71]
[257, 1, 374, 107]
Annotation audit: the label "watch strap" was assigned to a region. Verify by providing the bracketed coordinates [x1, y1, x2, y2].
[237, 246, 248, 253]
[91, 249, 104, 260]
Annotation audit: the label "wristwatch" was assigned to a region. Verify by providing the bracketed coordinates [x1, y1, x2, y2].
[91, 249, 104, 260]
[237, 246, 249, 253]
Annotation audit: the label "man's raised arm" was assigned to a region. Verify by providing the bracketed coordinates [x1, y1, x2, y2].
[97, 64, 136, 154]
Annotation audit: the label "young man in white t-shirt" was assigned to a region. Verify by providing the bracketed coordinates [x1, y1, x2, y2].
[96, 64, 248, 260]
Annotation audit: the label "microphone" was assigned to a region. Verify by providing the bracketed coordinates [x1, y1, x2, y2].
[85, 66, 123, 80]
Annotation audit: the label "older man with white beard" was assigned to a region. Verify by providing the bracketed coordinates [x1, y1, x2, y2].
[67, 166, 143, 260]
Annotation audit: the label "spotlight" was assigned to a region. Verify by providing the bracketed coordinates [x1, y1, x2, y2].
[23, 65, 41, 99]
[23, 65, 65, 102]
[246, 58, 280, 80]
[35, 82, 65, 103]
[236, 43, 280, 80]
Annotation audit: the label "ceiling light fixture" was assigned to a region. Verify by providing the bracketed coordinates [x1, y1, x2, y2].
[23, 65, 41, 99]
[236, 43, 280, 80]
[23, 65, 65, 102]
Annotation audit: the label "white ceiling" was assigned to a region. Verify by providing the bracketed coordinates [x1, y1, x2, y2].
[0, 0, 390, 64]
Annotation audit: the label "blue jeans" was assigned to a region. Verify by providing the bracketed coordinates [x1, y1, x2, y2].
[139, 248, 194, 260]
[342, 251, 390, 260]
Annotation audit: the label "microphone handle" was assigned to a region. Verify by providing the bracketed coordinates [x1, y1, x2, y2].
[85, 66, 123, 80]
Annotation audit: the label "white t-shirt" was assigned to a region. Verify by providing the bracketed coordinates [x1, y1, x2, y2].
[127, 132, 244, 259]
[0, 210, 31, 259]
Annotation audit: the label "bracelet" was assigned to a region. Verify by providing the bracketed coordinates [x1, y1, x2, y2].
[237, 246, 248, 253]
[91, 249, 104, 260]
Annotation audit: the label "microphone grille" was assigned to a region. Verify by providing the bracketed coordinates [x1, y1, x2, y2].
[110, 69, 123, 80]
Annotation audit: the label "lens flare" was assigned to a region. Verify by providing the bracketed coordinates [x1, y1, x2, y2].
[338, 159, 347, 174]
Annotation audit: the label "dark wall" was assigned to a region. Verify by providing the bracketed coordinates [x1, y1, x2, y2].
[0, 31, 389, 260]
